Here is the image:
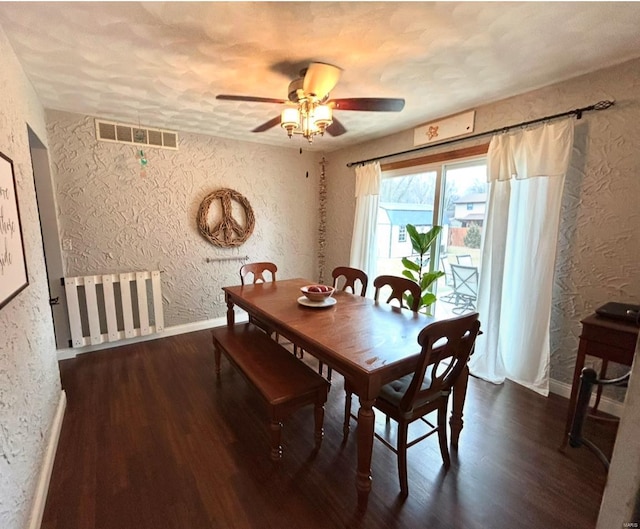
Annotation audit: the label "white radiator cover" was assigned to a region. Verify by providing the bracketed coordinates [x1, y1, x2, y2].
[64, 270, 164, 348]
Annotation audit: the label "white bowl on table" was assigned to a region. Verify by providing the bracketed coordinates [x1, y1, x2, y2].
[300, 284, 335, 303]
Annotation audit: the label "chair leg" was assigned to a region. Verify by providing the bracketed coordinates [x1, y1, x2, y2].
[318, 362, 333, 387]
[437, 401, 451, 469]
[397, 421, 409, 497]
[269, 419, 283, 461]
[314, 400, 325, 449]
[213, 342, 221, 375]
[343, 389, 352, 440]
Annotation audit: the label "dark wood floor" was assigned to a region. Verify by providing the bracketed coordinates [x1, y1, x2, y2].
[42, 330, 618, 529]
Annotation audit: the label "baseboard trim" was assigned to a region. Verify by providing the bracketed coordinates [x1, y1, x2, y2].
[56, 314, 248, 361]
[549, 378, 623, 418]
[28, 390, 66, 529]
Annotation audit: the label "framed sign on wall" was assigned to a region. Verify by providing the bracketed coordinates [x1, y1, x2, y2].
[0, 151, 29, 309]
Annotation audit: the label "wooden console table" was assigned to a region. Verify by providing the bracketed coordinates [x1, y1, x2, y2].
[561, 313, 639, 448]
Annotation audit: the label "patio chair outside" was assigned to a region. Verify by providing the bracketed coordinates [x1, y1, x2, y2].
[449, 264, 478, 315]
[440, 256, 453, 286]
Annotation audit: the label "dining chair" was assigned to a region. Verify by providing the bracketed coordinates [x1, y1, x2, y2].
[239, 262, 279, 338]
[240, 261, 277, 285]
[344, 312, 480, 497]
[449, 264, 478, 315]
[373, 275, 422, 312]
[316, 266, 370, 382]
[341, 274, 423, 443]
[331, 266, 368, 297]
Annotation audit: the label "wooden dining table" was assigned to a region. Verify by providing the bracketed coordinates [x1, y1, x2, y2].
[223, 277, 472, 511]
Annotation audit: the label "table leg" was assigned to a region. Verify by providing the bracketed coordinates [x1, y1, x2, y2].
[225, 293, 235, 326]
[356, 397, 375, 512]
[561, 337, 587, 449]
[450, 364, 469, 448]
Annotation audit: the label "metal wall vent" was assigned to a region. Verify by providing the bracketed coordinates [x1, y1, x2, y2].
[95, 119, 178, 150]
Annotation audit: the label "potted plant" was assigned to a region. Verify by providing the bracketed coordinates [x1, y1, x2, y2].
[401, 224, 445, 312]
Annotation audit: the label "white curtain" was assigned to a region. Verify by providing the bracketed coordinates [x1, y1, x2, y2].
[349, 162, 381, 281]
[469, 119, 574, 396]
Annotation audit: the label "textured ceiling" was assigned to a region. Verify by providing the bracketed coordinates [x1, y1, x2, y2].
[1, 2, 640, 152]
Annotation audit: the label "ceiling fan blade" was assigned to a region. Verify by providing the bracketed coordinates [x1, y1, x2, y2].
[217, 95, 287, 104]
[326, 118, 347, 137]
[303, 62, 342, 99]
[330, 98, 405, 112]
[252, 116, 281, 133]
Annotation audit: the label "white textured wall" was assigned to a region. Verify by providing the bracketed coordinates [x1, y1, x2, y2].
[46, 111, 322, 326]
[0, 27, 62, 529]
[324, 57, 640, 390]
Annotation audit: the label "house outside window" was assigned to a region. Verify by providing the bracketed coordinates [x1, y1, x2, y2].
[454, 193, 487, 227]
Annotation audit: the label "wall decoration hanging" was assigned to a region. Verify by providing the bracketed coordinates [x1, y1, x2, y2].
[136, 148, 148, 177]
[317, 157, 328, 284]
[197, 188, 255, 247]
[0, 151, 29, 309]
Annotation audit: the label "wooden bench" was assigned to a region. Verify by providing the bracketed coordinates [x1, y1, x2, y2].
[212, 323, 329, 461]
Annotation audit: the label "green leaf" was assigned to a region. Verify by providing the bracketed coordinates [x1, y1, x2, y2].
[404, 293, 416, 308]
[420, 271, 444, 290]
[406, 224, 425, 254]
[421, 293, 437, 307]
[401, 270, 417, 281]
[406, 223, 443, 255]
[401, 257, 420, 272]
[420, 225, 442, 250]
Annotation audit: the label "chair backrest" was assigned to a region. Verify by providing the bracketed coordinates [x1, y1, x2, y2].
[240, 262, 277, 285]
[373, 275, 421, 312]
[450, 264, 478, 299]
[399, 312, 480, 413]
[456, 254, 473, 266]
[440, 256, 452, 285]
[332, 266, 368, 297]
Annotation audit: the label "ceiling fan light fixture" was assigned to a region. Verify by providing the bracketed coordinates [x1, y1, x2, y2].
[217, 61, 405, 143]
[302, 114, 319, 134]
[281, 101, 334, 143]
[313, 104, 333, 131]
[281, 107, 300, 137]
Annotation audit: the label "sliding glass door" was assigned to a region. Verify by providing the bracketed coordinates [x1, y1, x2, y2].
[377, 156, 487, 317]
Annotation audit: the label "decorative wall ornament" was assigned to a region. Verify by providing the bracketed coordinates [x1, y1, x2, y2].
[136, 148, 148, 177]
[0, 152, 29, 309]
[317, 157, 328, 284]
[197, 188, 255, 248]
[413, 110, 475, 147]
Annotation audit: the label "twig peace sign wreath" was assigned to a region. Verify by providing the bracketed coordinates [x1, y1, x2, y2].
[197, 188, 255, 248]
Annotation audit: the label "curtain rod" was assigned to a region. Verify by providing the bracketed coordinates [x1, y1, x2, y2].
[346, 100, 615, 168]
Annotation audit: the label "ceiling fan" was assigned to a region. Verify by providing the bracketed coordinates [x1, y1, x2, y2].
[216, 62, 405, 143]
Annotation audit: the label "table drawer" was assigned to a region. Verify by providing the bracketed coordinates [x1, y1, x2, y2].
[581, 341, 635, 365]
[581, 325, 637, 352]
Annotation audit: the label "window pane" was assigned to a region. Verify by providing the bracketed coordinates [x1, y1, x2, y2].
[377, 171, 437, 278]
[435, 161, 487, 318]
